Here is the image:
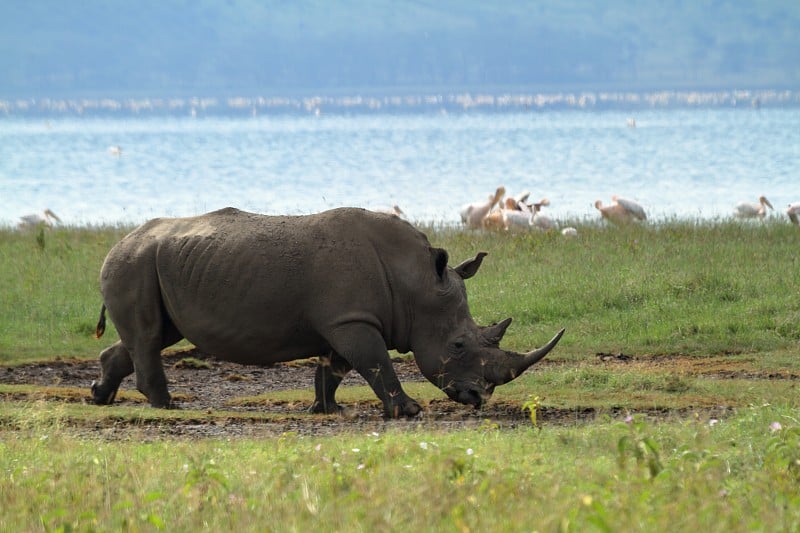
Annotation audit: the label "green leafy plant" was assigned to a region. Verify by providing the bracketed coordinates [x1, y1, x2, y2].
[617, 416, 664, 480]
[522, 395, 542, 427]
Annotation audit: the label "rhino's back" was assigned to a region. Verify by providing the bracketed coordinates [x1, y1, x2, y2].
[101, 207, 431, 362]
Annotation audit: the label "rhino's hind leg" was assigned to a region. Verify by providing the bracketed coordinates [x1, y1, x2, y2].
[310, 352, 353, 414]
[131, 336, 172, 408]
[92, 341, 134, 405]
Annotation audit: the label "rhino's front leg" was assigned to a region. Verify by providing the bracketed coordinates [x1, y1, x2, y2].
[328, 323, 421, 418]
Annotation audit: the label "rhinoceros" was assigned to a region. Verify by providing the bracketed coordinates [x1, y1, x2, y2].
[91, 207, 564, 418]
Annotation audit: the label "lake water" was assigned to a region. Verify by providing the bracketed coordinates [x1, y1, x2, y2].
[1, 107, 798, 227]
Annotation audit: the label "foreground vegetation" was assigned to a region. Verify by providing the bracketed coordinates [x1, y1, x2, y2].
[1, 401, 799, 531]
[1, 220, 799, 531]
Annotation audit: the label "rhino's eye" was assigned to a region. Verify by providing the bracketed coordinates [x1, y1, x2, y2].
[450, 340, 466, 356]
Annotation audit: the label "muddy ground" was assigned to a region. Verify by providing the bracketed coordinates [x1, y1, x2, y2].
[0, 349, 770, 439]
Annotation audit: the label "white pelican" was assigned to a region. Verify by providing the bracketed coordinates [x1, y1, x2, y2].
[460, 186, 505, 229]
[501, 208, 534, 231]
[527, 197, 550, 214]
[530, 213, 554, 231]
[500, 205, 555, 232]
[561, 227, 578, 237]
[512, 190, 531, 205]
[374, 205, 405, 218]
[786, 203, 800, 225]
[595, 196, 647, 225]
[483, 196, 523, 230]
[19, 209, 61, 229]
[734, 196, 773, 219]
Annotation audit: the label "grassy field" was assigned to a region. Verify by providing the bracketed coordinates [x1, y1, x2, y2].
[3, 220, 800, 364]
[2, 220, 800, 531]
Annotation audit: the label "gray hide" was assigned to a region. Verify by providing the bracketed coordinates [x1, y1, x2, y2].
[91, 207, 564, 417]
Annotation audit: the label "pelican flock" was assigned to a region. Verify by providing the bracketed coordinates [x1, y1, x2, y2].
[459, 186, 563, 233]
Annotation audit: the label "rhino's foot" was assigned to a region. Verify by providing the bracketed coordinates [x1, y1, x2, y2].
[90, 380, 117, 405]
[384, 399, 422, 419]
[309, 400, 344, 415]
[148, 395, 173, 409]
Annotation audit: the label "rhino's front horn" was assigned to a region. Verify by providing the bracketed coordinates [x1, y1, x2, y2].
[490, 328, 565, 385]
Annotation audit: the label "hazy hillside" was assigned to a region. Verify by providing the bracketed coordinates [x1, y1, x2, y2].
[1, 0, 799, 98]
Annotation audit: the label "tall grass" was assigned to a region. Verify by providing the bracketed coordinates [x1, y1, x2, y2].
[0, 226, 128, 361]
[2, 220, 800, 364]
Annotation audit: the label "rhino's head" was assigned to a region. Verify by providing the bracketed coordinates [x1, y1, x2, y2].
[411, 249, 564, 409]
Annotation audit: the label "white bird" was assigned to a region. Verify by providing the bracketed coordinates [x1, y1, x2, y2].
[19, 209, 61, 229]
[460, 186, 505, 229]
[530, 213, 555, 231]
[512, 190, 531, 205]
[561, 227, 578, 237]
[786, 203, 800, 225]
[500, 204, 555, 232]
[374, 205, 405, 218]
[527, 197, 550, 214]
[501, 208, 534, 231]
[734, 196, 773, 219]
[595, 196, 647, 225]
[108, 145, 123, 157]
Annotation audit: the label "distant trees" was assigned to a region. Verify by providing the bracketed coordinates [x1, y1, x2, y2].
[0, 1, 798, 97]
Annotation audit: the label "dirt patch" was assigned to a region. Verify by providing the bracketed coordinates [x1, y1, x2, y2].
[594, 351, 800, 380]
[0, 349, 754, 439]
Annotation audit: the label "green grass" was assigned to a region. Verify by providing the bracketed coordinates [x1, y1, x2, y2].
[0, 226, 129, 362]
[3, 220, 800, 364]
[425, 220, 800, 359]
[3, 220, 800, 531]
[1, 401, 799, 531]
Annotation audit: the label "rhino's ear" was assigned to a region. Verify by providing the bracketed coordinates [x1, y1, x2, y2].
[453, 252, 488, 280]
[433, 248, 449, 280]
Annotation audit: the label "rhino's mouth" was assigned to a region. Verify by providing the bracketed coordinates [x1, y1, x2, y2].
[447, 384, 495, 409]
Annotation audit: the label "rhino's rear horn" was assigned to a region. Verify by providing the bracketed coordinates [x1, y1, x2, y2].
[482, 317, 512, 345]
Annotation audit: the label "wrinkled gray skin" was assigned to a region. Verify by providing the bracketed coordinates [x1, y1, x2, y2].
[91, 207, 564, 418]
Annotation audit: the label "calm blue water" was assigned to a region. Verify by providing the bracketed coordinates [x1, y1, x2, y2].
[1, 108, 798, 226]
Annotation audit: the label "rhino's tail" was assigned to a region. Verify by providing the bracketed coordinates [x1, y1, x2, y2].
[95, 304, 107, 339]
